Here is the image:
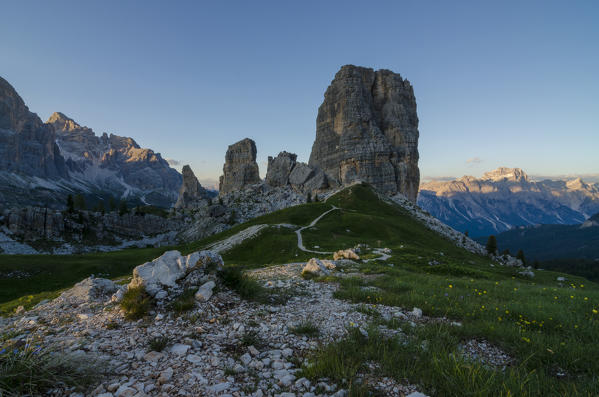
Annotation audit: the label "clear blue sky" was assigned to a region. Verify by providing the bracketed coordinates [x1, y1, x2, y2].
[2, 1, 598, 187]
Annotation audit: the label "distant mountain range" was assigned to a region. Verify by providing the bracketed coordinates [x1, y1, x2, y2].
[0, 76, 181, 208]
[418, 167, 599, 236]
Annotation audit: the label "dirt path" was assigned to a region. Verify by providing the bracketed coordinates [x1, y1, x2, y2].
[295, 205, 339, 254]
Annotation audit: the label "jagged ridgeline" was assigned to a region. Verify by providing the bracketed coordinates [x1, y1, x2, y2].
[0, 77, 181, 209]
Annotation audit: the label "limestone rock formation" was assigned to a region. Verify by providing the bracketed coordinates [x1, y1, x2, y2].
[219, 138, 260, 194]
[49, 112, 182, 206]
[0, 76, 182, 208]
[266, 151, 297, 187]
[0, 77, 68, 179]
[265, 151, 332, 193]
[175, 165, 211, 209]
[308, 65, 420, 202]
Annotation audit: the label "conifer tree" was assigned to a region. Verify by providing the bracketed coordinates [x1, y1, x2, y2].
[485, 235, 497, 255]
[67, 194, 75, 213]
[516, 249, 526, 265]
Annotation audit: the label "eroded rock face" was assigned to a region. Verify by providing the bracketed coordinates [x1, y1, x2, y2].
[219, 138, 260, 194]
[265, 151, 332, 193]
[266, 151, 297, 187]
[175, 165, 211, 209]
[0, 77, 68, 179]
[48, 112, 182, 206]
[308, 65, 420, 202]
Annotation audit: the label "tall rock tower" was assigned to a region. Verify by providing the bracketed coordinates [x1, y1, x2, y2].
[218, 138, 261, 195]
[308, 65, 420, 202]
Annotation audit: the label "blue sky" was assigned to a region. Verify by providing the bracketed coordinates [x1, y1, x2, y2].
[2, 1, 598, 187]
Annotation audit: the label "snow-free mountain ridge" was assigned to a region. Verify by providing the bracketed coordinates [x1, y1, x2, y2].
[418, 167, 599, 236]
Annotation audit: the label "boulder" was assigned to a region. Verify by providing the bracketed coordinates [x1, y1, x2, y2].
[301, 258, 336, 277]
[195, 280, 216, 301]
[333, 249, 360, 261]
[219, 138, 261, 194]
[308, 65, 420, 203]
[57, 276, 118, 305]
[266, 152, 297, 187]
[128, 250, 223, 297]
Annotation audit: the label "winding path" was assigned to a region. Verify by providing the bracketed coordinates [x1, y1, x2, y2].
[295, 205, 339, 254]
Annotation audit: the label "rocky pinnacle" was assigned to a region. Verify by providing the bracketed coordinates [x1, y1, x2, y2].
[308, 65, 420, 203]
[218, 138, 261, 194]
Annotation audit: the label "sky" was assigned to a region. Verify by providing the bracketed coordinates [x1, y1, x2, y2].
[1, 1, 598, 188]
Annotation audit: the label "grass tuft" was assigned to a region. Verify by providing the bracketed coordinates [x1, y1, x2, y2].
[290, 320, 320, 337]
[148, 336, 169, 352]
[120, 286, 152, 320]
[170, 288, 198, 314]
[0, 342, 100, 396]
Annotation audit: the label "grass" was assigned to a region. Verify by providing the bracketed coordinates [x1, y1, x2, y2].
[290, 320, 320, 337]
[0, 342, 100, 396]
[120, 286, 153, 320]
[217, 267, 290, 305]
[170, 288, 198, 314]
[147, 336, 169, 352]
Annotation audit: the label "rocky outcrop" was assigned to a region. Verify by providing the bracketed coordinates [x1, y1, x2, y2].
[265, 151, 332, 193]
[49, 112, 182, 207]
[266, 151, 297, 187]
[308, 65, 420, 202]
[418, 167, 599, 236]
[175, 165, 211, 209]
[127, 250, 223, 299]
[0, 206, 182, 252]
[0, 77, 68, 179]
[0, 77, 182, 208]
[219, 138, 260, 194]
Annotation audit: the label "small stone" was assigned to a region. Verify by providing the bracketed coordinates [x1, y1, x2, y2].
[248, 345, 259, 356]
[411, 307, 423, 318]
[186, 354, 202, 364]
[158, 367, 173, 384]
[240, 353, 252, 365]
[169, 343, 190, 356]
[195, 281, 216, 302]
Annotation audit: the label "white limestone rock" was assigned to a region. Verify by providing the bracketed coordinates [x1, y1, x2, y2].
[195, 281, 216, 302]
[128, 250, 223, 297]
[301, 258, 336, 277]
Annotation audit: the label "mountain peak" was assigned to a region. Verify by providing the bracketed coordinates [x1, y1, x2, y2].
[47, 112, 84, 133]
[482, 167, 528, 182]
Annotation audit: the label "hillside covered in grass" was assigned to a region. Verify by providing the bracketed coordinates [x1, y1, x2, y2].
[1, 184, 598, 395]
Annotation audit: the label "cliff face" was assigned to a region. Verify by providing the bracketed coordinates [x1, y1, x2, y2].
[48, 112, 182, 195]
[0, 77, 68, 179]
[308, 65, 420, 202]
[0, 76, 182, 208]
[218, 138, 261, 194]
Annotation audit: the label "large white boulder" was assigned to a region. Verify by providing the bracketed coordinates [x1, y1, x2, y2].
[333, 249, 360, 261]
[302, 258, 336, 277]
[128, 250, 223, 297]
[58, 276, 117, 306]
